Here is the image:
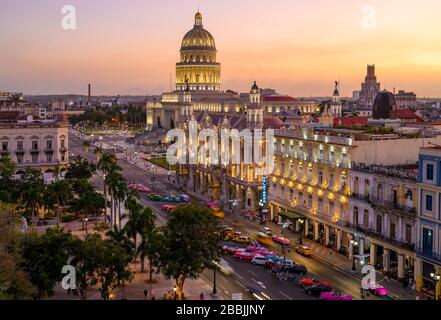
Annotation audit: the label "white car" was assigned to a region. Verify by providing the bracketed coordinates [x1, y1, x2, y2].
[251, 255, 268, 266]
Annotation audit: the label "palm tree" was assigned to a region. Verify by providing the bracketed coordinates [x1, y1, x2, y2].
[82, 141, 91, 153]
[115, 181, 128, 230]
[96, 151, 118, 227]
[136, 207, 156, 273]
[46, 180, 72, 228]
[22, 185, 44, 221]
[105, 165, 124, 229]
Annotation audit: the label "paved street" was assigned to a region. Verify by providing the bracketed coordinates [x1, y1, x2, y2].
[69, 132, 414, 301]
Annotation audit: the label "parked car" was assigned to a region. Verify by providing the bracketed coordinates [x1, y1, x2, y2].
[234, 251, 255, 261]
[368, 284, 390, 296]
[222, 246, 246, 255]
[296, 245, 313, 256]
[180, 194, 190, 202]
[266, 258, 294, 269]
[148, 194, 162, 201]
[251, 255, 268, 266]
[256, 232, 272, 245]
[161, 205, 177, 213]
[320, 291, 353, 300]
[232, 235, 252, 244]
[259, 227, 273, 236]
[305, 284, 333, 297]
[299, 277, 332, 288]
[285, 264, 307, 275]
[272, 235, 291, 245]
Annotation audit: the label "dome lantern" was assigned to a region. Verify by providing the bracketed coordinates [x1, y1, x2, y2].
[194, 12, 203, 27]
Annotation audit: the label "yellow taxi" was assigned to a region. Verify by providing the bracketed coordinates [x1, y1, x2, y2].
[296, 245, 313, 256]
[211, 207, 225, 219]
[256, 232, 272, 245]
[232, 235, 252, 244]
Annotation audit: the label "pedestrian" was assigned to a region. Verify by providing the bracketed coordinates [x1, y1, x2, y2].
[143, 289, 148, 300]
[411, 280, 416, 291]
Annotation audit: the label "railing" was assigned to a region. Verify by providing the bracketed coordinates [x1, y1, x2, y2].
[367, 229, 415, 251]
[416, 247, 441, 263]
[370, 196, 416, 214]
[14, 149, 25, 153]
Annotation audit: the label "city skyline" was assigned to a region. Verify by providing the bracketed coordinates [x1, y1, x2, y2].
[1, 0, 441, 97]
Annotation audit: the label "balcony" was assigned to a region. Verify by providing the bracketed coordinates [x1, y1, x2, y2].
[367, 228, 415, 252]
[1, 149, 9, 156]
[15, 149, 25, 154]
[416, 247, 441, 264]
[351, 192, 371, 202]
[370, 196, 416, 216]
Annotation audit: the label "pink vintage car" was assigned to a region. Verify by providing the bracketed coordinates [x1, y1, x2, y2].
[272, 235, 291, 245]
[320, 291, 353, 300]
[368, 284, 390, 296]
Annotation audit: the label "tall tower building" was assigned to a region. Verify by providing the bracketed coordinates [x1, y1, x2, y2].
[247, 81, 263, 129]
[359, 64, 381, 108]
[175, 11, 221, 92]
[330, 81, 342, 117]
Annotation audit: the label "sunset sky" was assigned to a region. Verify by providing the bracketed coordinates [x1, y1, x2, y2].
[1, 0, 441, 97]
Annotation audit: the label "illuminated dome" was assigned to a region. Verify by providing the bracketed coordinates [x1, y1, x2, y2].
[176, 12, 221, 92]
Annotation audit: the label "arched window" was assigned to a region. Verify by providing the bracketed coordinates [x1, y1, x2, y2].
[377, 183, 384, 202]
[405, 190, 413, 201]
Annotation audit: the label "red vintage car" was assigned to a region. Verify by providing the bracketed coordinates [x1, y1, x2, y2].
[234, 251, 255, 261]
[272, 235, 291, 245]
[298, 277, 332, 288]
[222, 246, 246, 255]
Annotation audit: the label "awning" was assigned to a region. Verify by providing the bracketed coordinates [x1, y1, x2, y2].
[279, 210, 304, 220]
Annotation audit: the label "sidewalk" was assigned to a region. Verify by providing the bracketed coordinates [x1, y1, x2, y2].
[187, 190, 419, 300]
[48, 261, 224, 301]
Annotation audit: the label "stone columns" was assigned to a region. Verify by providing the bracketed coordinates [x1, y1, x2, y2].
[295, 220, 300, 232]
[397, 254, 405, 280]
[383, 249, 390, 273]
[348, 240, 353, 259]
[304, 219, 309, 236]
[325, 225, 330, 246]
[313, 221, 319, 241]
[359, 238, 365, 256]
[336, 230, 342, 251]
[370, 243, 376, 266]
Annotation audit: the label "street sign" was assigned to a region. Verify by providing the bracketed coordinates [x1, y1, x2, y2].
[232, 293, 243, 300]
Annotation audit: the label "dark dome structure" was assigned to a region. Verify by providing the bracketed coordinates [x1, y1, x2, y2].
[372, 90, 397, 119]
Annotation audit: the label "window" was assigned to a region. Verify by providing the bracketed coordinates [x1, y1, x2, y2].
[319, 149, 324, 160]
[289, 163, 294, 176]
[425, 194, 433, 211]
[289, 189, 295, 201]
[329, 174, 335, 188]
[298, 192, 303, 207]
[272, 182, 277, 193]
[318, 171, 323, 185]
[376, 215, 383, 233]
[363, 210, 369, 229]
[308, 195, 313, 209]
[307, 167, 313, 182]
[31, 154, 38, 163]
[298, 146, 303, 159]
[61, 139, 65, 149]
[280, 186, 286, 198]
[342, 152, 347, 163]
[329, 151, 335, 162]
[318, 197, 323, 212]
[1, 141, 8, 151]
[47, 154, 52, 162]
[298, 165, 303, 179]
[61, 153, 65, 162]
[390, 222, 396, 239]
[405, 224, 412, 244]
[32, 141, 38, 150]
[353, 207, 359, 225]
[426, 163, 434, 181]
[341, 174, 347, 189]
[329, 201, 334, 216]
[281, 162, 285, 175]
[289, 144, 294, 155]
[17, 141, 23, 150]
[422, 228, 433, 256]
[46, 140, 53, 150]
[17, 155, 23, 164]
[281, 142, 285, 153]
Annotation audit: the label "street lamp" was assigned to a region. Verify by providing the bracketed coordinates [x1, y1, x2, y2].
[298, 219, 305, 245]
[430, 272, 441, 300]
[351, 239, 358, 272]
[84, 218, 88, 235]
[173, 286, 177, 300]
